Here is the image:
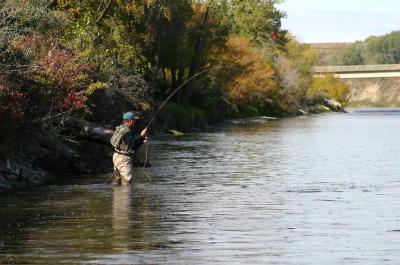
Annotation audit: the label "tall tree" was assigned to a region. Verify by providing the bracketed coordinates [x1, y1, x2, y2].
[210, 0, 287, 47]
[365, 31, 400, 64]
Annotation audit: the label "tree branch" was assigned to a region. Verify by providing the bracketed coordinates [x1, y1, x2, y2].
[95, 0, 113, 24]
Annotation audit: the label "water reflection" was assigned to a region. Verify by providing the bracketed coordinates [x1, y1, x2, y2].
[112, 186, 132, 252]
[111, 185, 154, 253]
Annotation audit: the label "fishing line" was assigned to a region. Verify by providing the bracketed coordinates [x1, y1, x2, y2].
[141, 66, 221, 182]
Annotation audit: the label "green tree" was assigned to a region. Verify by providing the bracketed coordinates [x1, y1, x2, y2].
[210, 0, 287, 47]
[364, 31, 400, 64]
[335, 41, 365, 65]
[58, 1, 226, 104]
[329, 31, 400, 65]
[308, 75, 349, 104]
[58, 0, 148, 75]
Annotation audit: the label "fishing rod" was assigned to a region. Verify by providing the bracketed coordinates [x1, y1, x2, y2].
[142, 66, 221, 182]
[145, 66, 221, 129]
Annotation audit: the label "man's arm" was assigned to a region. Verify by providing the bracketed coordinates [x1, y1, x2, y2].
[133, 136, 145, 150]
[123, 132, 145, 151]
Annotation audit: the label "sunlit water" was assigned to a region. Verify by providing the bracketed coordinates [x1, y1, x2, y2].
[1, 109, 400, 264]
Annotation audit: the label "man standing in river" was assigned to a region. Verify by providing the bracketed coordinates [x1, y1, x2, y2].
[110, 111, 148, 185]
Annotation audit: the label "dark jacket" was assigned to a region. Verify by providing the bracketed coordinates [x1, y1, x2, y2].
[114, 125, 145, 155]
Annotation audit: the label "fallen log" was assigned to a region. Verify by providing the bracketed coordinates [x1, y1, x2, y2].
[60, 116, 114, 145]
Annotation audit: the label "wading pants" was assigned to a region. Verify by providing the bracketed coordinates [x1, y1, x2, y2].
[112, 152, 134, 185]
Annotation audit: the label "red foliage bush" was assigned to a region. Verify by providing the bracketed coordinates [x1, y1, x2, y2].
[39, 47, 94, 91]
[0, 84, 28, 121]
[56, 91, 88, 112]
[13, 33, 95, 113]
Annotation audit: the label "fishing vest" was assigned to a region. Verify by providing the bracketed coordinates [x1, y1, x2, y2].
[110, 125, 133, 154]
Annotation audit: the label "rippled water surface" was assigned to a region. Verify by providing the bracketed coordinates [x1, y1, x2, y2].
[2, 109, 400, 264]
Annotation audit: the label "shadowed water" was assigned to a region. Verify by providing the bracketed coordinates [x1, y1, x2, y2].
[1, 109, 400, 264]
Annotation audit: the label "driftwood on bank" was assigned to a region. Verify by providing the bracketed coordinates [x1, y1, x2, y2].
[60, 116, 114, 145]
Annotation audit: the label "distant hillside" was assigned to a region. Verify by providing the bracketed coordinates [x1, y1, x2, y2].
[308, 43, 352, 51]
[308, 43, 353, 66]
[310, 31, 400, 66]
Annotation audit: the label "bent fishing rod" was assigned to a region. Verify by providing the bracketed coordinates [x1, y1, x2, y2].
[145, 66, 221, 129]
[141, 66, 221, 182]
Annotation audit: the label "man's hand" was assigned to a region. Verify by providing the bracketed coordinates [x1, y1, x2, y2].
[140, 127, 148, 137]
[143, 136, 148, 144]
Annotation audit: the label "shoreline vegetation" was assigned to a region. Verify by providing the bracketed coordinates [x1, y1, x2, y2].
[0, 0, 349, 190]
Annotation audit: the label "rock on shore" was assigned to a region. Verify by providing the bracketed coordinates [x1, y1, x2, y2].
[0, 117, 115, 190]
[299, 96, 346, 115]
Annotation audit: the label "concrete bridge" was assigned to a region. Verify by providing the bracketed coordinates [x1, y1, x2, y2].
[311, 64, 400, 79]
[311, 64, 400, 106]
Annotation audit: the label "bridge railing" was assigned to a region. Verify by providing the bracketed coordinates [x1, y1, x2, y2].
[311, 64, 400, 73]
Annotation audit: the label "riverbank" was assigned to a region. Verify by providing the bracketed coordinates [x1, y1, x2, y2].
[0, 95, 345, 191]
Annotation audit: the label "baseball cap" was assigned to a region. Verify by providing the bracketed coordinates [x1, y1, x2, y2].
[122, 111, 140, 120]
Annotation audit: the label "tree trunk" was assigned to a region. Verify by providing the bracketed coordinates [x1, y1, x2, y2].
[175, 67, 186, 103]
[162, 68, 167, 86]
[152, 8, 163, 83]
[183, 7, 209, 105]
[170, 68, 177, 98]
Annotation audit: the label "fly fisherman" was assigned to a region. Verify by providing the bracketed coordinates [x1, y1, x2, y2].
[110, 111, 148, 185]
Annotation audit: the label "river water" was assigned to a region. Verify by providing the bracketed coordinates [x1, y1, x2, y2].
[1, 109, 400, 264]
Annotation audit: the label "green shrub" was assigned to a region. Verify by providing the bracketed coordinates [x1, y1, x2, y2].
[308, 75, 349, 104]
[86, 82, 109, 95]
[159, 103, 205, 131]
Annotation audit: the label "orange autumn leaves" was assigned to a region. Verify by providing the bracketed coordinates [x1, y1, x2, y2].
[217, 37, 277, 109]
[215, 36, 348, 113]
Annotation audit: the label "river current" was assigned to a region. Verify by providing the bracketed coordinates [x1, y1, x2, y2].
[1, 108, 400, 264]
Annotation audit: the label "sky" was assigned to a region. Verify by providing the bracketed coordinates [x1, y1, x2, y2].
[278, 0, 400, 43]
